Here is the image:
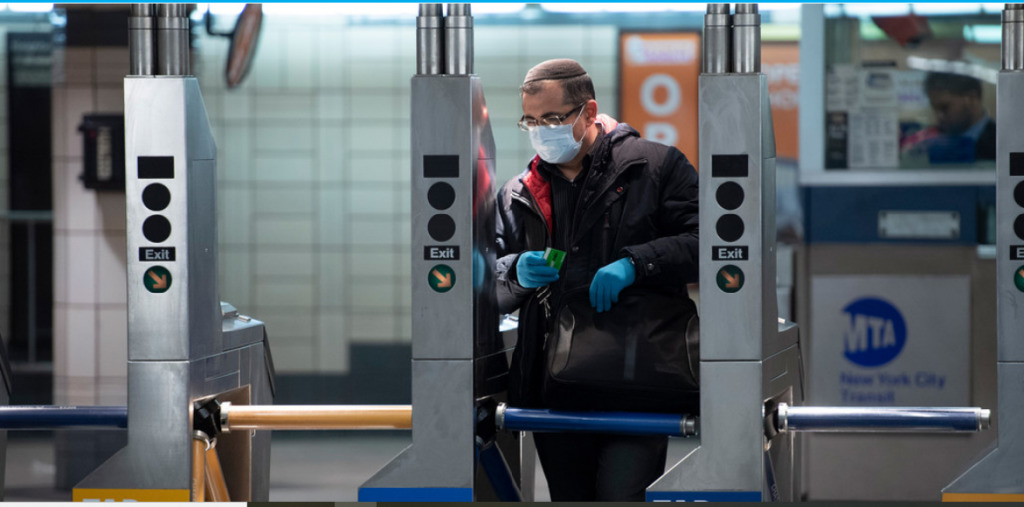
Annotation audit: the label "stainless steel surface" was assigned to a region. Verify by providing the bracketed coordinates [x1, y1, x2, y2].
[703, 4, 731, 74]
[1004, 5, 1024, 71]
[361, 360, 475, 490]
[698, 75, 777, 361]
[363, 55, 502, 497]
[75, 70, 272, 500]
[732, 4, 760, 73]
[125, 77, 218, 361]
[129, 4, 154, 76]
[416, 4, 444, 75]
[444, 4, 473, 75]
[649, 68, 799, 501]
[943, 51, 1024, 499]
[157, 4, 189, 76]
[779, 404, 990, 433]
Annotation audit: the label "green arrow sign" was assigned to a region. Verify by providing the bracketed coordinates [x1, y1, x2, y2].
[1015, 265, 1024, 293]
[428, 264, 456, 293]
[144, 266, 172, 294]
[716, 264, 744, 293]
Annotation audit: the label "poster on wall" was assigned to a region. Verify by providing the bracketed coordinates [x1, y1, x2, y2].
[809, 275, 969, 406]
[762, 43, 799, 161]
[618, 32, 701, 168]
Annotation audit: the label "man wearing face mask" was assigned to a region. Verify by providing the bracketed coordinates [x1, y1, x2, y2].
[494, 59, 699, 501]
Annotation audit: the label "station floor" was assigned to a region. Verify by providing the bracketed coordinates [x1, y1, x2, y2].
[4, 432, 698, 501]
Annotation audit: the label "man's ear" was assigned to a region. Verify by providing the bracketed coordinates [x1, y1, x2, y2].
[584, 100, 599, 125]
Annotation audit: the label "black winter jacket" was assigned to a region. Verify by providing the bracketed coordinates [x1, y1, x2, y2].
[495, 123, 699, 315]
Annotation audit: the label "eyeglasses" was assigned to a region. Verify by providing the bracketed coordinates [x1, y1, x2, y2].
[517, 103, 585, 131]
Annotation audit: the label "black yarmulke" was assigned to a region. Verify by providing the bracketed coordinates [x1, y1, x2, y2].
[523, 59, 587, 84]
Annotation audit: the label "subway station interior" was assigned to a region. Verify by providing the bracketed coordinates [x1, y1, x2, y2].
[0, 1, 1021, 502]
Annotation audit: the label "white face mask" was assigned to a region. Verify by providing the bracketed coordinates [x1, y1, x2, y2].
[529, 109, 584, 165]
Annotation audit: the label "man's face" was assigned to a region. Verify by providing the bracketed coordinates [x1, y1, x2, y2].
[928, 89, 980, 135]
[521, 80, 589, 141]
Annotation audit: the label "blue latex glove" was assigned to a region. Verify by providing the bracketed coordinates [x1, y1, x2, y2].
[589, 257, 636, 312]
[516, 251, 560, 288]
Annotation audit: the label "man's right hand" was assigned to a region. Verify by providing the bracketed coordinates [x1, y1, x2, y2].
[516, 251, 559, 288]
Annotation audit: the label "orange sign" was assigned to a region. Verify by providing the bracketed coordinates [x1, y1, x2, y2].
[619, 32, 701, 169]
[73, 488, 191, 502]
[763, 43, 800, 161]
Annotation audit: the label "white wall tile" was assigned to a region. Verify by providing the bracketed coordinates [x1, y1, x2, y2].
[255, 251, 315, 277]
[219, 124, 252, 182]
[349, 250, 398, 278]
[63, 162, 100, 232]
[254, 94, 315, 121]
[269, 342, 315, 372]
[254, 154, 314, 182]
[345, 62, 402, 90]
[66, 306, 97, 377]
[476, 26, 523, 57]
[348, 124, 399, 154]
[64, 86, 95, 159]
[218, 187, 251, 245]
[219, 248, 252, 309]
[222, 92, 251, 121]
[251, 30, 284, 89]
[255, 280, 315, 308]
[348, 218, 396, 246]
[316, 311, 349, 373]
[97, 307, 127, 378]
[317, 125, 345, 182]
[349, 93, 400, 121]
[317, 251, 346, 306]
[255, 124, 315, 153]
[318, 187, 346, 246]
[348, 155, 398, 184]
[66, 234, 97, 304]
[96, 232, 127, 305]
[345, 27, 398, 61]
[525, 25, 586, 60]
[347, 185, 396, 215]
[255, 186, 314, 215]
[52, 303, 67, 373]
[587, 26, 620, 59]
[317, 29, 345, 88]
[316, 91, 345, 121]
[53, 234, 68, 304]
[350, 281, 397, 310]
[398, 311, 412, 343]
[50, 88, 68, 158]
[349, 313, 397, 342]
[95, 86, 123, 112]
[96, 192, 126, 231]
[254, 216, 314, 245]
[261, 308, 315, 339]
[63, 48, 95, 85]
[284, 29, 316, 90]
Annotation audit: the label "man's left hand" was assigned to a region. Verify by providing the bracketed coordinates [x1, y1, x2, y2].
[589, 257, 636, 312]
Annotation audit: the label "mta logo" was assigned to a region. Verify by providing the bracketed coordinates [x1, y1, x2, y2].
[842, 297, 906, 367]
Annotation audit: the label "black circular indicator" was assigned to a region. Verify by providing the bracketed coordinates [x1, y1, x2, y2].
[1015, 215, 1024, 241]
[716, 214, 744, 242]
[142, 183, 171, 211]
[427, 182, 456, 210]
[428, 214, 456, 242]
[143, 215, 172, 243]
[1015, 181, 1024, 209]
[716, 182, 744, 211]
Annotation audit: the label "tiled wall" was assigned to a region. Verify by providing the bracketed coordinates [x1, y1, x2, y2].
[51, 45, 130, 405]
[192, 13, 618, 373]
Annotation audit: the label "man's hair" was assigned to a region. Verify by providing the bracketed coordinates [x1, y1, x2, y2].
[520, 58, 596, 106]
[924, 72, 982, 98]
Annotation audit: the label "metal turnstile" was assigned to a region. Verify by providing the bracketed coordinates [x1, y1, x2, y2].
[72, 5, 274, 501]
[359, 3, 526, 501]
[943, 5, 1024, 501]
[647, 4, 804, 501]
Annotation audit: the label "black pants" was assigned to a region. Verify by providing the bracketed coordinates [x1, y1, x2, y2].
[534, 432, 668, 501]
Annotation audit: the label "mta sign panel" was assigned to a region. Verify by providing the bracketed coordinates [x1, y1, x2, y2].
[809, 276, 969, 406]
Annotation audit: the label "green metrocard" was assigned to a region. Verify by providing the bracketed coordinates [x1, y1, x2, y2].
[543, 247, 566, 270]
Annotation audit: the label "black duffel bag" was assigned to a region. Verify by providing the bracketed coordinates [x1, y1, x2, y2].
[539, 286, 700, 414]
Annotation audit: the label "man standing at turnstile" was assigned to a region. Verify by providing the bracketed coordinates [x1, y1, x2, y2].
[495, 59, 700, 501]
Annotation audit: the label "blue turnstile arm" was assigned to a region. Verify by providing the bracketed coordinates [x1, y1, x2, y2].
[0, 405, 127, 429]
[496, 403, 698, 437]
